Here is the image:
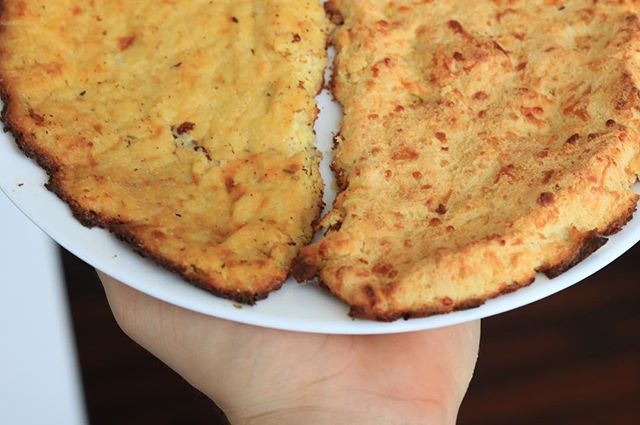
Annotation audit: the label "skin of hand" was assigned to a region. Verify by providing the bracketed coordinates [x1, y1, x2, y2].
[98, 271, 480, 425]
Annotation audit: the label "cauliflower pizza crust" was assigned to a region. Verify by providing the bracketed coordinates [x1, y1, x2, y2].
[294, 0, 640, 320]
[0, 1, 330, 303]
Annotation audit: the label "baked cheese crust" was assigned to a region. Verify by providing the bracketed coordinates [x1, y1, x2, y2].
[0, 0, 330, 302]
[295, 0, 640, 320]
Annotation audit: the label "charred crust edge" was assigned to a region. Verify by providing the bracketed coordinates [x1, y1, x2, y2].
[290, 253, 319, 282]
[541, 232, 608, 278]
[542, 203, 636, 278]
[346, 277, 537, 322]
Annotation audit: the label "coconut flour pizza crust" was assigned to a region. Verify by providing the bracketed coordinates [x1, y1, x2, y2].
[4, 0, 640, 322]
[294, 0, 640, 320]
[0, 1, 330, 302]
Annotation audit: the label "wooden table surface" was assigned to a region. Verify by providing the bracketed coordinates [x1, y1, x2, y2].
[61, 244, 640, 425]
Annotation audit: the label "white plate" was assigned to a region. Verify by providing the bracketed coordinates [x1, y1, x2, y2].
[2, 47, 640, 335]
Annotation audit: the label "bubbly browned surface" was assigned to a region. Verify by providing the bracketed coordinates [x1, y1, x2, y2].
[0, 1, 330, 302]
[296, 0, 640, 320]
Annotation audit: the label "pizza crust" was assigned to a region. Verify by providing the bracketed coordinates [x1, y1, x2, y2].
[295, 0, 640, 320]
[0, 0, 331, 303]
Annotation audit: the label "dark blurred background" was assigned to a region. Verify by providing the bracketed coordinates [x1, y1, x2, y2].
[61, 244, 640, 425]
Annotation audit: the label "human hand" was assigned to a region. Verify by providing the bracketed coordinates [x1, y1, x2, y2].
[98, 271, 480, 425]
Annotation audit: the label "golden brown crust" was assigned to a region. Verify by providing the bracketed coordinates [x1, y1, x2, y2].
[0, 1, 331, 303]
[297, 0, 640, 321]
[0, 67, 281, 304]
[295, 202, 637, 320]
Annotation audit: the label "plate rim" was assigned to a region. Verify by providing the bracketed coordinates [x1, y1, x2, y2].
[2, 57, 639, 334]
[2, 144, 639, 334]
